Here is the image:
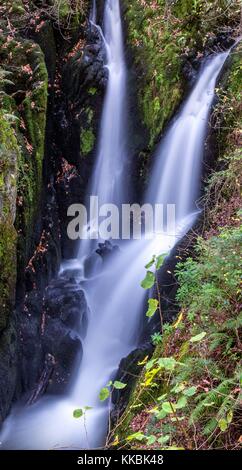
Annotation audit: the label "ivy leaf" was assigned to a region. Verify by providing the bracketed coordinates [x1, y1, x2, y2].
[218, 418, 228, 432]
[146, 298, 159, 317]
[157, 435, 170, 444]
[156, 410, 167, 419]
[113, 381, 127, 390]
[146, 435, 156, 445]
[175, 396, 187, 409]
[162, 402, 174, 414]
[190, 332, 207, 343]
[73, 409, 83, 418]
[99, 387, 110, 401]
[141, 271, 155, 289]
[145, 256, 156, 269]
[156, 254, 166, 270]
[183, 386, 197, 397]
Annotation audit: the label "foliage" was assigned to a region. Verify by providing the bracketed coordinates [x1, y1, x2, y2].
[141, 253, 167, 329]
[113, 227, 242, 450]
[80, 128, 95, 156]
[99, 380, 127, 402]
[124, 0, 241, 149]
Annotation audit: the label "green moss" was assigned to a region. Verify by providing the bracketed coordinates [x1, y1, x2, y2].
[0, 34, 48, 282]
[54, 0, 87, 27]
[80, 128, 95, 155]
[124, 0, 241, 149]
[0, 224, 17, 331]
[88, 87, 97, 96]
[0, 111, 19, 331]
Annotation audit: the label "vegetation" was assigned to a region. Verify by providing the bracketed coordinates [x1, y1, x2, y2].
[110, 26, 242, 451]
[111, 226, 241, 450]
[124, 0, 241, 148]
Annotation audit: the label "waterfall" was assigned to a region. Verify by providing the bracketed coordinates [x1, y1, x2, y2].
[90, 0, 127, 207]
[90, 0, 97, 24]
[146, 53, 229, 219]
[0, 0, 231, 450]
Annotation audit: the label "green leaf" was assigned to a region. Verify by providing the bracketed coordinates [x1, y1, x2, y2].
[107, 380, 113, 387]
[141, 271, 155, 289]
[146, 298, 159, 317]
[218, 418, 228, 432]
[227, 410, 233, 424]
[171, 416, 185, 422]
[162, 402, 175, 414]
[190, 332, 207, 343]
[99, 387, 110, 401]
[183, 386, 197, 397]
[73, 409, 83, 418]
[157, 435, 170, 444]
[156, 254, 166, 270]
[84, 406, 93, 410]
[175, 396, 187, 409]
[145, 359, 157, 370]
[158, 357, 176, 371]
[146, 435, 156, 445]
[145, 256, 156, 269]
[127, 432, 145, 442]
[155, 410, 167, 419]
[171, 383, 186, 394]
[157, 393, 168, 401]
[113, 381, 127, 390]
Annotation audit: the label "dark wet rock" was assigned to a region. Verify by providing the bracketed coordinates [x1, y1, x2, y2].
[182, 60, 198, 83]
[0, 320, 18, 423]
[42, 318, 83, 395]
[40, 276, 89, 394]
[44, 277, 88, 335]
[96, 240, 120, 260]
[27, 353, 55, 405]
[19, 274, 89, 398]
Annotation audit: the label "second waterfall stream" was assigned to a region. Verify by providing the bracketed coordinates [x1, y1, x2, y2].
[0, 0, 231, 450]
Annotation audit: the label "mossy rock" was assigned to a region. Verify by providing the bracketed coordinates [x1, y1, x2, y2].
[123, 0, 241, 149]
[80, 128, 95, 156]
[0, 112, 19, 330]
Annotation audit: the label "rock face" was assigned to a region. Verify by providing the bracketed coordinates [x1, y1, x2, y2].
[0, 2, 105, 421]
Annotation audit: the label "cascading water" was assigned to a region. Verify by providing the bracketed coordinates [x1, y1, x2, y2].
[90, 0, 127, 207]
[0, 0, 231, 450]
[90, 0, 97, 24]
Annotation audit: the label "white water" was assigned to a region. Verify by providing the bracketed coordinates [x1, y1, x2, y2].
[90, 0, 97, 24]
[0, 0, 230, 450]
[90, 0, 127, 207]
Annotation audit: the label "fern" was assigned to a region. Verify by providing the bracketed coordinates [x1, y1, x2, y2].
[190, 378, 236, 434]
